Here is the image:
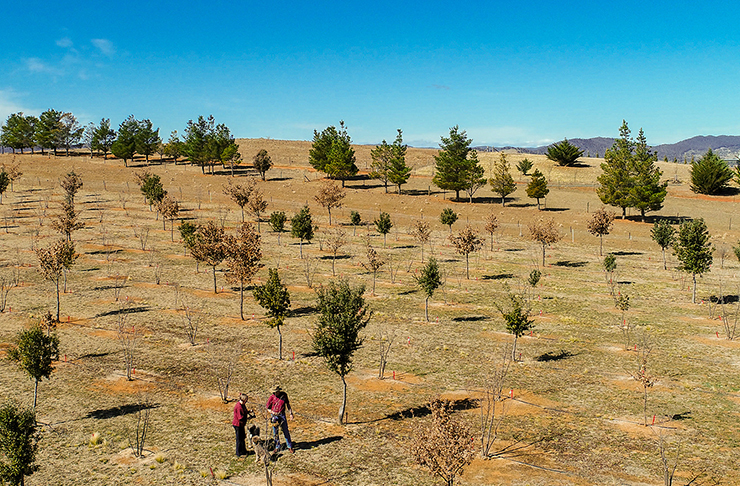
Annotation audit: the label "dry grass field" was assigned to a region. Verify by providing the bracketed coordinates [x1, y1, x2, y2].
[1, 139, 740, 485]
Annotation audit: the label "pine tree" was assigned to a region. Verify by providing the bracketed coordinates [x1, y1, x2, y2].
[628, 128, 667, 221]
[309, 121, 357, 187]
[35, 109, 64, 156]
[440, 208, 458, 233]
[597, 120, 635, 219]
[252, 149, 272, 180]
[525, 169, 549, 210]
[135, 119, 160, 165]
[689, 149, 733, 195]
[91, 118, 116, 159]
[489, 152, 516, 206]
[546, 139, 583, 166]
[433, 126, 480, 201]
[387, 129, 411, 194]
[111, 115, 139, 167]
[374, 211, 392, 248]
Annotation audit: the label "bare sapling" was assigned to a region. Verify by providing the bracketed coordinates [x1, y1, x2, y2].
[0, 266, 20, 312]
[179, 301, 199, 345]
[127, 395, 152, 458]
[719, 280, 739, 340]
[211, 342, 242, 402]
[133, 222, 150, 251]
[480, 345, 511, 458]
[630, 334, 655, 426]
[116, 303, 138, 381]
[302, 257, 319, 288]
[378, 330, 396, 379]
[108, 263, 128, 302]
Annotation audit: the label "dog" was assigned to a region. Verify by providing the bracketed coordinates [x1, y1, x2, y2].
[247, 425, 271, 464]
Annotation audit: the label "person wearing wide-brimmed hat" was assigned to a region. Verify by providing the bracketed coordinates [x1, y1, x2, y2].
[266, 385, 294, 453]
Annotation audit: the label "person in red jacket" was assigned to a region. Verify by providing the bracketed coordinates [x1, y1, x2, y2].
[266, 385, 294, 453]
[232, 393, 252, 457]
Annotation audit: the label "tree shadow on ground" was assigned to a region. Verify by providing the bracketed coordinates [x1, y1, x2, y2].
[319, 255, 351, 261]
[542, 207, 569, 212]
[534, 350, 576, 362]
[503, 248, 525, 252]
[293, 435, 343, 451]
[709, 294, 739, 304]
[553, 260, 588, 268]
[94, 306, 150, 318]
[612, 251, 642, 256]
[481, 273, 514, 280]
[398, 289, 418, 295]
[77, 351, 114, 360]
[671, 411, 692, 420]
[85, 402, 159, 420]
[641, 215, 693, 225]
[291, 306, 316, 317]
[381, 398, 478, 422]
[452, 316, 487, 322]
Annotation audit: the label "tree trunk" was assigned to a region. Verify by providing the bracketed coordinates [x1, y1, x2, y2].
[338, 375, 347, 424]
[512, 335, 518, 361]
[692, 273, 697, 304]
[662, 249, 667, 270]
[621, 207, 626, 219]
[465, 253, 470, 280]
[240, 282, 244, 320]
[63, 268, 68, 293]
[213, 265, 218, 294]
[600, 236, 603, 256]
[331, 255, 336, 276]
[425, 296, 429, 322]
[455, 189, 460, 201]
[541, 243, 546, 267]
[328, 208, 332, 226]
[278, 325, 283, 360]
[56, 279, 61, 321]
[299, 239, 303, 258]
[33, 379, 39, 410]
[640, 208, 646, 222]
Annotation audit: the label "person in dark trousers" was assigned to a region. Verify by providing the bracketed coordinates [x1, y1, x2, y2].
[266, 385, 294, 453]
[233, 393, 252, 457]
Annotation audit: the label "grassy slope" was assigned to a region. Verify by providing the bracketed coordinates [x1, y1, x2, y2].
[0, 142, 738, 485]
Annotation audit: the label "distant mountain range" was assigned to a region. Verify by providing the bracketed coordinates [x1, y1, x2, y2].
[476, 135, 740, 162]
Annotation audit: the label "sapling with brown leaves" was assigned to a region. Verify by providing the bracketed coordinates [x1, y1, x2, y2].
[528, 218, 561, 267]
[190, 221, 228, 293]
[60, 171, 83, 203]
[449, 224, 483, 280]
[223, 178, 255, 222]
[412, 398, 475, 486]
[35, 239, 72, 321]
[410, 219, 432, 262]
[630, 334, 656, 426]
[157, 195, 180, 240]
[361, 245, 386, 295]
[587, 207, 615, 256]
[247, 188, 268, 232]
[51, 198, 84, 241]
[314, 179, 345, 225]
[484, 213, 499, 251]
[224, 222, 263, 320]
[325, 227, 347, 276]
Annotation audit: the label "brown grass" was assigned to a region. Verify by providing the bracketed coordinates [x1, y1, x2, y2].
[0, 144, 739, 485]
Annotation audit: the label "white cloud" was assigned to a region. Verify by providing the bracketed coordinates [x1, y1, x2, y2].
[56, 37, 73, 48]
[25, 57, 63, 75]
[0, 90, 33, 122]
[91, 38, 115, 57]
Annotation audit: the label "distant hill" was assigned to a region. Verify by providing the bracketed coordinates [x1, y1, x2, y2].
[475, 135, 740, 162]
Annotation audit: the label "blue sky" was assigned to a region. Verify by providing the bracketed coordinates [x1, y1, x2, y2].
[1, 1, 739, 147]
